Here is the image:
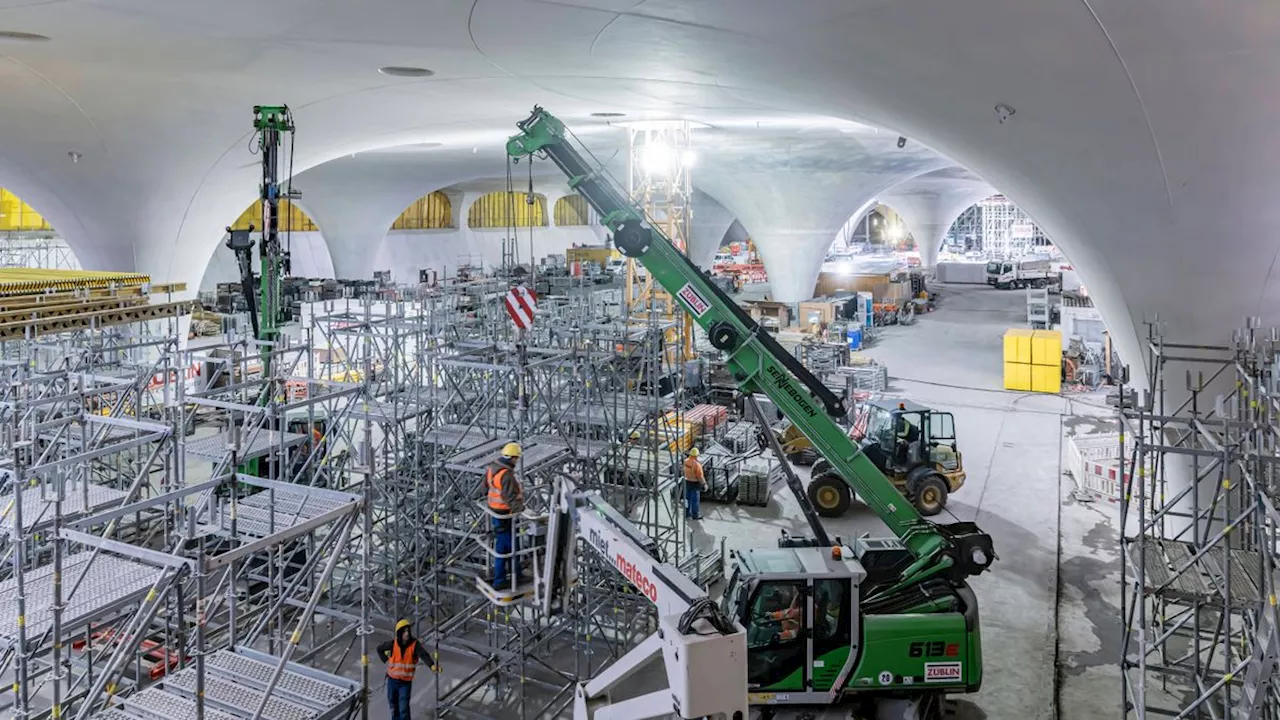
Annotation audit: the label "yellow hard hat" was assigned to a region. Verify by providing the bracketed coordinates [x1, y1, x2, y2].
[502, 442, 522, 458]
[395, 619, 411, 633]
[689, 447, 700, 457]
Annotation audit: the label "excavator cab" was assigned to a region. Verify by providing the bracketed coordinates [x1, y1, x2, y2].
[722, 548, 862, 695]
[809, 399, 966, 518]
[722, 546, 980, 708]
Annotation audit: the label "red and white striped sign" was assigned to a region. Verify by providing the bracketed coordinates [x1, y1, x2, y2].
[504, 285, 538, 329]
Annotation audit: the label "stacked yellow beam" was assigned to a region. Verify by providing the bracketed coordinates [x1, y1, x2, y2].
[0, 269, 150, 297]
[1004, 328, 1062, 393]
[0, 270, 192, 341]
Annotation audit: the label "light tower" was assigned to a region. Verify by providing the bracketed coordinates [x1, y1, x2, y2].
[625, 120, 696, 358]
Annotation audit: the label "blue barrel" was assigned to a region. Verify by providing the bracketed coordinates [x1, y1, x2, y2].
[846, 327, 863, 350]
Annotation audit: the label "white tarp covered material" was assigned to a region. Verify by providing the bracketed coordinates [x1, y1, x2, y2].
[936, 262, 988, 284]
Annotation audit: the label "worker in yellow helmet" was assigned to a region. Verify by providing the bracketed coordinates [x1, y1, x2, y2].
[683, 447, 706, 520]
[485, 442, 526, 589]
[377, 619, 436, 720]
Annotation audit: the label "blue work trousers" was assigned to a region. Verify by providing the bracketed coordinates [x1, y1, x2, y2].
[386, 676, 412, 720]
[685, 482, 702, 519]
[492, 516, 519, 585]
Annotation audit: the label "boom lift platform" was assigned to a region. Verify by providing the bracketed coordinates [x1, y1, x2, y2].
[508, 108, 997, 719]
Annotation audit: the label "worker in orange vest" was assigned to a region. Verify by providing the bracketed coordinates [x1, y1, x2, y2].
[486, 443, 526, 589]
[683, 447, 706, 520]
[762, 586, 803, 642]
[377, 619, 436, 720]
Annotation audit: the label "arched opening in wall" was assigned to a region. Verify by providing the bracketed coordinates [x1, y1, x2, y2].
[831, 203, 914, 258]
[709, 222, 768, 288]
[0, 188, 80, 269]
[467, 191, 547, 229]
[392, 191, 454, 230]
[200, 199, 334, 297]
[942, 195, 1055, 259]
[553, 195, 599, 227]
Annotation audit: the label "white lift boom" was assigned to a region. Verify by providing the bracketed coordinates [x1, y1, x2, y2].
[541, 480, 748, 720]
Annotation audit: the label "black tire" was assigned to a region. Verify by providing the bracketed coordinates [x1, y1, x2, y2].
[807, 474, 852, 518]
[913, 474, 949, 516]
[787, 448, 819, 466]
[811, 459, 833, 477]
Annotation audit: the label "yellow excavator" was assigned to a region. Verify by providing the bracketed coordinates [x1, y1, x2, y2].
[807, 398, 966, 517]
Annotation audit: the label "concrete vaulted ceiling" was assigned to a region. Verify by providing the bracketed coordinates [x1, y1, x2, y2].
[0, 0, 1274, 377]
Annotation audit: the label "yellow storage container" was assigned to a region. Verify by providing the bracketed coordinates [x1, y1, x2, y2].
[1031, 363, 1062, 394]
[1003, 328, 1033, 364]
[1031, 329, 1062, 367]
[1003, 362, 1032, 391]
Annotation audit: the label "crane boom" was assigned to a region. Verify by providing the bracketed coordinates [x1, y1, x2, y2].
[507, 107, 994, 585]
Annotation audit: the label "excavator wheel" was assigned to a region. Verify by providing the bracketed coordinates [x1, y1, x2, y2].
[807, 474, 852, 517]
[912, 473, 949, 516]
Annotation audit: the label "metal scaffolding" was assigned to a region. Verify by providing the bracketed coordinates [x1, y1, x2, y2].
[0, 232, 79, 270]
[1119, 319, 1280, 719]
[0, 256, 720, 719]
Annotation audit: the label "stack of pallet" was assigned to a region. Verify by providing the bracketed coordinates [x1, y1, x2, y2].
[1003, 328, 1061, 393]
[683, 404, 729, 441]
[634, 414, 696, 453]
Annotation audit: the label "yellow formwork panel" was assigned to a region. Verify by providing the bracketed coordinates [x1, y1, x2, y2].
[1003, 328, 1033, 364]
[1031, 363, 1062, 394]
[1031, 329, 1063, 367]
[0, 269, 150, 297]
[1004, 362, 1031, 391]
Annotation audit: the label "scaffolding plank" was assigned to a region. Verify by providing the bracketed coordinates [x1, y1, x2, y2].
[185, 429, 309, 461]
[0, 551, 163, 644]
[0, 481, 129, 532]
[115, 687, 240, 720]
[165, 667, 317, 720]
[207, 649, 359, 710]
[218, 485, 358, 538]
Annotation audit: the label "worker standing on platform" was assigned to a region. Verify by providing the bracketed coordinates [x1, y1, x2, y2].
[378, 619, 436, 720]
[683, 447, 706, 520]
[486, 442, 525, 588]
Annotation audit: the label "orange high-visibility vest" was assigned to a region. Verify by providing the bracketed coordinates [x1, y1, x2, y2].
[387, 640, 417, 682]
[683, 457, 704, 483]
[486, 466, 521, 511]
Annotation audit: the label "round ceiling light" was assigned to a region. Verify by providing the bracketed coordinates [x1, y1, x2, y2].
[0, 31, 50, 43]
[591, 112, 626, 118]
[378, 66, 434, 78]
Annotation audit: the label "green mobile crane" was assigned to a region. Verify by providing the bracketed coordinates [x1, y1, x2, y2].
[225, 105, 295, 359]
[508, 108, 996, 717]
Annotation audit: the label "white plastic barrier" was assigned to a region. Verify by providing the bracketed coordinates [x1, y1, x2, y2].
[1067, 432, 1139, 499]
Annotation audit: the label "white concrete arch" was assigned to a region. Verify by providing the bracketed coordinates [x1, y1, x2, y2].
[688, 191, 737, 269]
[0, 159, 104, 271]
[878, 168, 996, 267]
[693, 129, 950, 301]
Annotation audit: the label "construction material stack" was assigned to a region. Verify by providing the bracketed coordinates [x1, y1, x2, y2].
[1003, 327, 1061, 392]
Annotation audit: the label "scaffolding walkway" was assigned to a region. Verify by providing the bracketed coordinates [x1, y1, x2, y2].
[93, 648, 360, 720]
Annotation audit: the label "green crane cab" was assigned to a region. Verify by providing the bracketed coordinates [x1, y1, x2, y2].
[723, 543, 981, 711]
[809, 399, 965, 518]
